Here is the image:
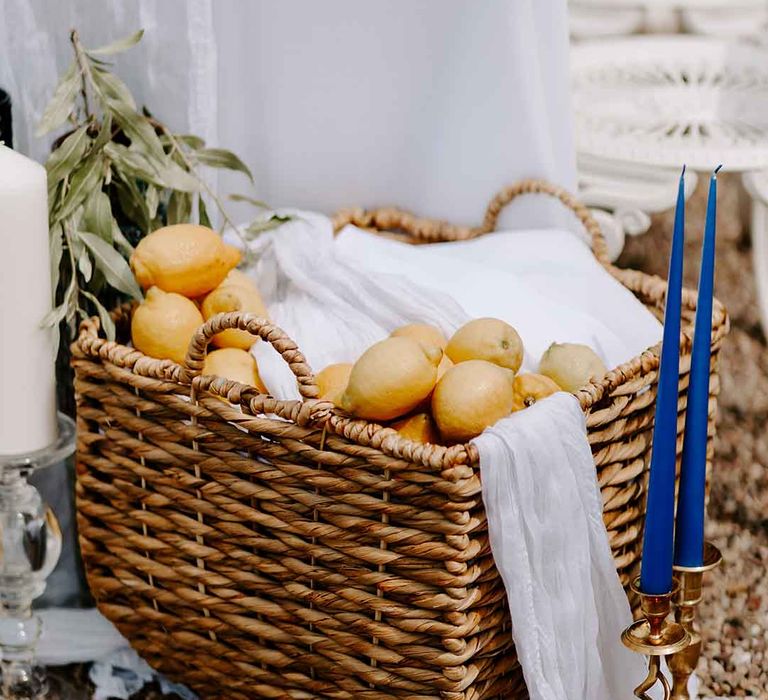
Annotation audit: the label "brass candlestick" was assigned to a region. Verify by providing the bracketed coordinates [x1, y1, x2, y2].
[667, 541, 723, 700]
[622, 578, 691, 699]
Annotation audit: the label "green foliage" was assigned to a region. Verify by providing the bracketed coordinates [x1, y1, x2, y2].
[41, 29, 279, 342]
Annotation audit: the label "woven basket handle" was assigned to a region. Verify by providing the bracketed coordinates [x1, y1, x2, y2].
[180, 312, 319, 399]
[332, 178, 610, 267]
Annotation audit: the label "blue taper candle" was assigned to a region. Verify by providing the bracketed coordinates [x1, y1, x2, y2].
[639, 166, 686, 594]
[674, 166, 720, 567]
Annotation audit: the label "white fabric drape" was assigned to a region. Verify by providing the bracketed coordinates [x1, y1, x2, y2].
[0, 0, 575, 230]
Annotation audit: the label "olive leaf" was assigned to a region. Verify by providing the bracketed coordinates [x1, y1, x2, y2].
[81, 290, 116, 340]
[106, 98, 166, 162]
[167, 191, 191, 226]
[46, 126, 91, 189]
[82, 190, 113, 243]
[113, 170, 151, 230]
[111, 219, 134, 256]
[146, 185, 159, 220]
[169, 134, 205, 150]
[54, 155, 105, 222]
[41, 296, 71, 329]
[230, 193, 270, 209]
[42, 273, 76, 328]
[103, 142, 158, 184]
[88, 29, 144, 56]
[245, 214, 291, 238]
[196, 148, 253, 182]
[77, 245, 93, 282]
[36, 64, 79, 137]
[198, 195, 211, 228]
[105, 142, 199, 193]
[79, 231, 143, 300]
[92, 110, 114, 151]
[49, 223, 64, 301]
[161, 163, 200, 192]
[91, 67, 137, 111]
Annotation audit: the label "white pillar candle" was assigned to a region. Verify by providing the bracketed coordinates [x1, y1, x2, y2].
[0, 145, 57, 455]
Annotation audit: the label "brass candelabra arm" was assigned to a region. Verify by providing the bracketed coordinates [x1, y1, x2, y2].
[621, 578, 691, 700]
[668, 542, 724, 700]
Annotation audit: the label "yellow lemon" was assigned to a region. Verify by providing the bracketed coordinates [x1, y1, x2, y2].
[201, 279, 269, 350]
[130, 223, 241, 297]
[413, 354, 453, 412]
[315, 363, 353, 405]
[511, 373, 560, 412]
[219, 269, 258, 290]
[203, 347, 266, 393]
[131, 287, 203, 364]
[432, 359, 516, 442]
[437, 354, 453, 380]
[446, 318, 524, 372]
[339, 337, 442, 421]
[391, 412, 440, 444]
[390, 323, 447, 350]
[538, 342, 607, 392]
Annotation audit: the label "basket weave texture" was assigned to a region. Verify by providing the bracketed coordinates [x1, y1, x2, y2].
[73, 181, 728, 699]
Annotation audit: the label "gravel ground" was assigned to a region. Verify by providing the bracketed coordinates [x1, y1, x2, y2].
[620, 173, 768, 698]
[56, 175, 764, 697]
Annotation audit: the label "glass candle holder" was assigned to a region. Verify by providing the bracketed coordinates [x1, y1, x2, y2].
[0, 413, 75, 699]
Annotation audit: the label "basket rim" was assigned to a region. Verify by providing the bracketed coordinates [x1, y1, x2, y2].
[72, 284, 728, 472]
[72, 179, 730, 471]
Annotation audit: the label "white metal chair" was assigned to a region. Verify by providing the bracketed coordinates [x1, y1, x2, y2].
[570, 0, 768, 39]
[572, 36, 768, 333]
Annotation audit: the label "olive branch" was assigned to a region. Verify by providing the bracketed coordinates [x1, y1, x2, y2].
[39, 28, 284, 344]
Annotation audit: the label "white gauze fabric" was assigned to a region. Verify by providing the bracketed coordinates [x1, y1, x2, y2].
[222, 212, 659, 699]
[475, 394, 642, 700]
[235, 213, 470, 398]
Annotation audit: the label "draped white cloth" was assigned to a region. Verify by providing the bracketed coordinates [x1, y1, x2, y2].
[0, 0, 575, 229]
[476, 395, 640, 700]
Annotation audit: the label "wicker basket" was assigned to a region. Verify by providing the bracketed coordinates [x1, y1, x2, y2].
[73, 181, 728, 699]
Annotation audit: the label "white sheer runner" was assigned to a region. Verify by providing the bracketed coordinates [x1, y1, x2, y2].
[476, 395, 641, 700]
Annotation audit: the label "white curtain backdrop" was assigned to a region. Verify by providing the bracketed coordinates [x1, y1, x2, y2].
[0, 0, 576, 229]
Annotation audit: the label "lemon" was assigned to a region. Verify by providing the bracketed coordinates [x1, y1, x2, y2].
[412, 353, 453, 413]
[315, 363, 353, 405]
[390, 323, 447, 350]
[130, 223, 241, 297]
[446, 318, 524, 372]
[220, 269, 258, 290]
[201, 275, 268, 350]
[511, 373, 560, 411]
[131, 287, 204, 364]
[203, 347, 266, 393]
[391, 412, 440, 444]
[339, 337, 442, 421]
[437, 354, 453, 380]
[538, 342, 607, 392]
[432, 359, 516, 442]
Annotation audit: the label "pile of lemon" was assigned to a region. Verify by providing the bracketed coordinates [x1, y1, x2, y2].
[128, 223, 607, 443]
[317, 320, 607, 444]
[129, 223, 267, 387]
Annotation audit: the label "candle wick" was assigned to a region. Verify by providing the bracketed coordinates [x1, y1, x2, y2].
[714, 164, 723, 176]
[680, 164, 686, 178]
